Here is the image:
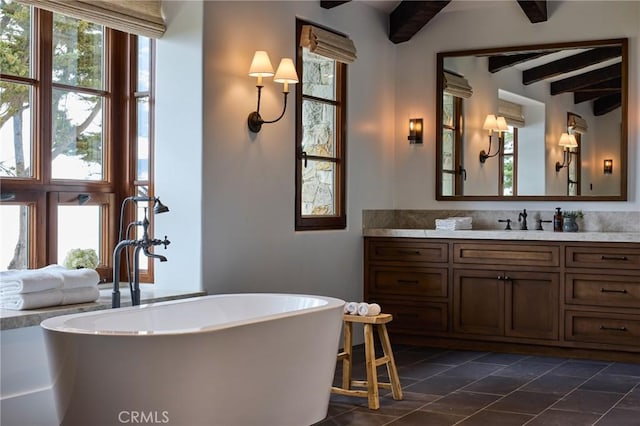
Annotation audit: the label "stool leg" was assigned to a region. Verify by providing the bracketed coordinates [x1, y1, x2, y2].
[378, 324, 403, 401]
[341, 321, 353, 390]
[364, 323, 380, 409]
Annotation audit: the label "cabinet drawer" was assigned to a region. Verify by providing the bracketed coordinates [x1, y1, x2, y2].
[367, 240, 448, 263]
[565, 311, 640, 347]
[369, 300, 448, 333]
[367, 266, 448, 298]
[454, 243, 559, 267]
[566, 246, 640, 270]
[566, 273, 640, 308]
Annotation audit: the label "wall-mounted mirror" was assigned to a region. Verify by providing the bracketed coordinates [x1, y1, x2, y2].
[436, 38, 627, 201]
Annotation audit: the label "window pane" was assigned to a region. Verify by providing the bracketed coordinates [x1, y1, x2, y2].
[51, 88, 103, 180]
[137, 36, 150, 92]
[0, 1, 32, 78]
[302, 48, 335, 100]
[0, 204, 29, 269]
[442, 129, 454, 171]
[57, 205, 100, 265]
[0, 82, 33, 177]
[52, 14, 104, 90]
[302, 160, 335, 216]
[442, 93, 454, 127]
[136, 98, 150, 180]
[502, 156, 514, 196]
[442, 174, 453, 197]
[302, 100, 335, 157]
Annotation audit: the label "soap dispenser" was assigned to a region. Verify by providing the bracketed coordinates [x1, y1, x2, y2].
[553, 207, 563, 232]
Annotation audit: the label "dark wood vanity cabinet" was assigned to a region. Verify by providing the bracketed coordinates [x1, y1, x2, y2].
[364, 237, 640, 360]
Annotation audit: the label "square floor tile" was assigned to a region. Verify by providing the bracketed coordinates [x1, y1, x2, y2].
[550, 361, 608, 378]
[553, 389, 624, 414]
[525, 408, 601, 426]
[492, 360, 555, 379]
[580, 374, 640, 393]
[405, 375, 476, 396]
[427, 350, 487, 366]
[315, 410, 396, 426]
[353, 391, 439, 417]
[474, 352, 527, 366]
[488, 390, 561, 415]
[457, 409, 533, 425]
[602, 362, 640, 377]
[421, 391, 501, 416]
[520, 373, 586, 395]
[594, 408, 639, 426]
[463, 375, 529, 395]
[397, 361, 451, 380]
[387, 410, 465, 426]
[437, 362, 505, 380]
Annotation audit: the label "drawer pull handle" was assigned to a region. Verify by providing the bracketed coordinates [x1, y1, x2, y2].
[397, 250, 421, 255]
[600, 288, 628, 294]
[397, 279, 419, 285]
[600, 325, 628, 332]
[497, 275, 511, 281]
[601, 255, 629, 261]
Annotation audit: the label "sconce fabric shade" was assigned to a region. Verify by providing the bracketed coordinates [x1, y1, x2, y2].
[604, 159, 613, 174]
[443, 71, 473, 98]
[483, 114, 498, 133]
[300, 24, 357, 64]
[496, 116, 508, 133]
[498, 99, 525, 127]
[558, 132, 578, 148]
[248, 51, 275, 77]
[273, 58, 299, 84]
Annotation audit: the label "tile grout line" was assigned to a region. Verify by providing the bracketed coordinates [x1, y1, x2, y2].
[591, 381, 640, 425]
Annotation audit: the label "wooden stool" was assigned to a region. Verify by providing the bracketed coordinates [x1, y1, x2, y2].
[331, 313, 403, 409]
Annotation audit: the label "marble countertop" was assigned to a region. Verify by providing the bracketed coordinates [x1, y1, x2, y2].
[0, 284, 207, 330]
[363, 228, 640, 243]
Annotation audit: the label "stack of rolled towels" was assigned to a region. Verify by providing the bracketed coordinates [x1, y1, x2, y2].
[344, 301, 381, 316]
[435, 216, 473, 230]
[0, 265, 100, 310]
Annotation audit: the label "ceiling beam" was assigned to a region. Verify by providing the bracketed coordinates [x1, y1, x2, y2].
[488, 52, 552, 73]
[550, 63, 621, 95]
[320, 1, 351, 9]
[593, 93, 621, 116]
[573, 78, 621, 103]
[522, 46, 622, 85]
[389, 1, 451, 44]
[517, 0, 547, 23]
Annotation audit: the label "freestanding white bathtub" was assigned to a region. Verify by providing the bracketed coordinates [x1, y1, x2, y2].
[41, 293, 345, 426]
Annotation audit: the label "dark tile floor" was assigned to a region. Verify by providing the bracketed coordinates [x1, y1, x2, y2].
[315, 345, 640, 425]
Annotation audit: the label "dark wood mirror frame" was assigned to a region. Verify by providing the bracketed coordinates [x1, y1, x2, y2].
[435, 38, 628, 201]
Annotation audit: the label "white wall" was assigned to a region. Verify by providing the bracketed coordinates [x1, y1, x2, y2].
[154, 0, 204, 291]
[394, 0, 640, 211]
[199, 1, 395, 303]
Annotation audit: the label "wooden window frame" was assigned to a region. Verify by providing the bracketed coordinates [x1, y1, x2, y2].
[499, 127, 518, 196]
[0, 6, 153, 280]
[441, 94, 464, 196]
[294, 19, 347, 231]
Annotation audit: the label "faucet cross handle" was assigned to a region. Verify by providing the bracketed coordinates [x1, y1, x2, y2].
[498, 219, 512, 230]
[161, 236, 171, 249]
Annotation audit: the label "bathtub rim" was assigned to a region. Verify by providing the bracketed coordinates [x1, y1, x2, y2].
[40, 293, 345, 336]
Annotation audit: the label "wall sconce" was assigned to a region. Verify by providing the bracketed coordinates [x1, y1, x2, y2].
[555, 132, 578, 172]
[247, 51, 299, 133]
[479, 114, 507, 163]
[603, 159, 613, 174]
[408, 118, 423, 144]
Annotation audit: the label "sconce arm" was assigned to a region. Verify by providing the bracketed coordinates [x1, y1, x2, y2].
[479, 136, 500, 163]
[248, 91, 290, 133]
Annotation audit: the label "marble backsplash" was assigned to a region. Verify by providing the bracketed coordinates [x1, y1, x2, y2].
[363, 210, 640, 233]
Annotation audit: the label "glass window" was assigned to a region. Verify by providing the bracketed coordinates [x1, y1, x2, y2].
[0, 83, 33, 178]
[57, 204, 101, 264]
[0, 203, 30, 269]
[295, 20, 346, 231]
[441, 93, 463, 196]
[500, 127, 516, 196]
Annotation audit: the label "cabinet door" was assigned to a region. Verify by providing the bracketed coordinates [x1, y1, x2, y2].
[505, 271, 559, 340]
[453, 269, 504, 335]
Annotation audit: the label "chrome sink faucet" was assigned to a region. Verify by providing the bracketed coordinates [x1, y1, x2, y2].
[518, 209, 528, 230]
[112, 197, 171, 308]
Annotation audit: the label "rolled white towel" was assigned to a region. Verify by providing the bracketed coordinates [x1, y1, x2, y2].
[345, 301, 358, 315]
[0, 289, 63, 310]
[61, 287, 100, 305]
[357, 303, 381, 316]
[58, 268, 100, 289]
[0, 270, 63, 296]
